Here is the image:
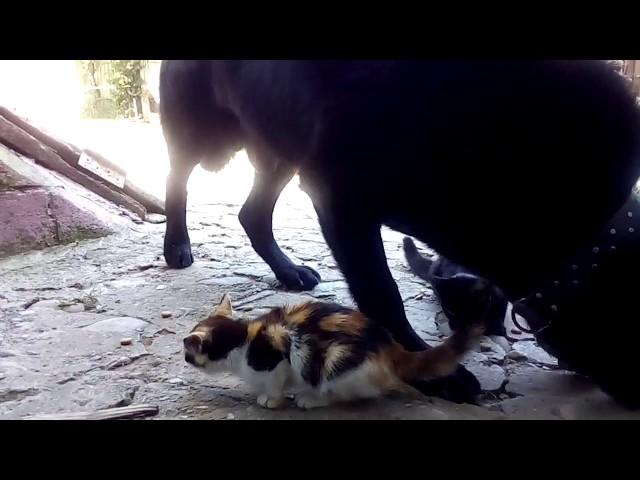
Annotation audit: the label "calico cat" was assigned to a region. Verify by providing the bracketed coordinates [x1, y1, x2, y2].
[183, 294, 484, 409]
[403, 237, 508, 338]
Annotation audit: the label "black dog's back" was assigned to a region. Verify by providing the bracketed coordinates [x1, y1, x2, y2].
[403, 237, 507, 337]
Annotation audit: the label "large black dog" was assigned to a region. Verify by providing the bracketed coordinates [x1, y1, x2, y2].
[161, 61, 640, 405]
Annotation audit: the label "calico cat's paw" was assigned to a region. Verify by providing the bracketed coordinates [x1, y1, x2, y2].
[257, 394, 285, 409]
[295, 393, 330, 410]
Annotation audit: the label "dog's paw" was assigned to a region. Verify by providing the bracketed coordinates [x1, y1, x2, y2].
[276, 265, 321, 291]
[295, 394, 330, 410]
[410, 365, 481, 405]
[257, 394, 285, 409]
[164, 241, 194, 269]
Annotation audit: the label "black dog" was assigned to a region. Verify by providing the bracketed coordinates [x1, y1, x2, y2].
[161, 61, 640, 405]
[403, 237, 507, 338]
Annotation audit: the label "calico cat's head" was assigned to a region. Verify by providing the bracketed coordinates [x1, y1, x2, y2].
[183, 294, 248, 372]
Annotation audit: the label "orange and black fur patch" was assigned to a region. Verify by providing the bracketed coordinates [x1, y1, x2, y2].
[183, 294, 485, 409]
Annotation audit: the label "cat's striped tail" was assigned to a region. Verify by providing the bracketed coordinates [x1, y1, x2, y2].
[387, 321, 485, 383]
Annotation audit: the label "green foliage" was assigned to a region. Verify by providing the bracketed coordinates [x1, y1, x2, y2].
[77, 60, 148, 118]
[106, 60, 148, 118]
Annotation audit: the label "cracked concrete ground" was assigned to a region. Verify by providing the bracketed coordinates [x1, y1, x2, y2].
[2, 174, 638, 420]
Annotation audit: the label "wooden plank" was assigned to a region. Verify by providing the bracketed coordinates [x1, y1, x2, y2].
[26, 404, 159, 420]
[78, 151, 127, 189]
[0, 106, 82, 166]
[84, 148, 165, 215]
[0, 116, 147, 219]
[0, 105, 165, 215]
[125, 181, 165, 216]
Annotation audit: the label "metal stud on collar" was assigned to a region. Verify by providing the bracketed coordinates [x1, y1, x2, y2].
[511, 195, 640, 338]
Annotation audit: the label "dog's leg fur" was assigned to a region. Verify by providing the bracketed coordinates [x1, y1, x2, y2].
[161, 61, 223, 270]
[312, 204, 481, 402]
[164, 151, 197, 269]
[239, 158, 321, 291]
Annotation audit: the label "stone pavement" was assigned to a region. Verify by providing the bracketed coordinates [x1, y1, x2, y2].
[0, 174, 637, 420]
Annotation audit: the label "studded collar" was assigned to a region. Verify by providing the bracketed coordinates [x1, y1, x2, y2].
[511, 186, 640, 335]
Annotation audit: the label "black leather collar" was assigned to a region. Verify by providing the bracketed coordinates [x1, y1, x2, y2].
[512, 186, 640, 338]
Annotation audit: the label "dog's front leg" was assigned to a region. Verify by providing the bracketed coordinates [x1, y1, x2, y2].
[313, 205, 481, 403]
[239, 160, 321, 291]
[314, 208, 425, 350]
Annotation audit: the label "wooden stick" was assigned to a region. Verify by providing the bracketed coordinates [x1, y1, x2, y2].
[26, 404, 159, 420]
[0, 115, 147, 219]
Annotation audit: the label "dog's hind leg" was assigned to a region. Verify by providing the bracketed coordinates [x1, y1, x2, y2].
[239, 155, 321, 291]
[160, 60, 214, 269]
[163, 148, 198, 269]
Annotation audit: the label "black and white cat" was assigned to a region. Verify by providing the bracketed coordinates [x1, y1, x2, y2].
[403, 237, 508, 339]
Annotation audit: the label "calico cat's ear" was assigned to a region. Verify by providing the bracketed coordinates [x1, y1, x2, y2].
[214, 293, 234, 317]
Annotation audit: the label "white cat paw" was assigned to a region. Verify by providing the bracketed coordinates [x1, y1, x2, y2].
[295, 394, 330, 410]
[257, 394, 284, 409]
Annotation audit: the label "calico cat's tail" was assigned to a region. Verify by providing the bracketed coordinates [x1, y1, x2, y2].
[388, 321, 485, 383]
[402, 236, 434, 282]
